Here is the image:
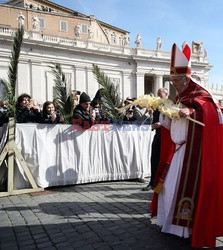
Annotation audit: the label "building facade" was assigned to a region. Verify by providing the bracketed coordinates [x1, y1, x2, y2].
[0, 0, 223, 103]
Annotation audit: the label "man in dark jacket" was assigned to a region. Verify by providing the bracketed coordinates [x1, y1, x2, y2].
[73, 92, 95, 129]
[142, 87, 168, 191]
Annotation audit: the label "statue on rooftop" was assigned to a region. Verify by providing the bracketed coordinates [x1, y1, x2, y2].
[156, 36, 162, 50]
[124, 33, 130, 46]
[17, 11, 25, 28]
[75, 23, 81, 38]
[88, 26, 93, 40]
[32, 15, 40, 31]
[135, 34, 141, 48]
[204, 48, 208, 58]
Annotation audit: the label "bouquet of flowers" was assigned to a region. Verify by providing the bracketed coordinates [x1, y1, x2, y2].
[119, 95, 204, 126]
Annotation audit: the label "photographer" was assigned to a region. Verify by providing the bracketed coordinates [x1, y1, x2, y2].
[41, 101, 64, 124]
[122, 108, 136, 124]
[16, 93, 42, 123]
[91, 99, 108, 122]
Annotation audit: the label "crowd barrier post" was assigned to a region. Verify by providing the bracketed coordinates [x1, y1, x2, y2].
[0, 118, 44, 197]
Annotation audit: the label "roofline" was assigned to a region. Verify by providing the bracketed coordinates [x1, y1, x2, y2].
[98, 19, 129, 34]
[2, 0, 130, 33]
[3, 0, 87, 17]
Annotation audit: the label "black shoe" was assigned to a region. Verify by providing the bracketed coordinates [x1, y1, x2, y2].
[141, 185, 153, 191]
[137, 178, 147, 183]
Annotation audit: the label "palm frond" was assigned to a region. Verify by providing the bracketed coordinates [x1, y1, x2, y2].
[50, 63, 74, 124]
[92, 64, 123, 120]
[0, 27, 24, 117]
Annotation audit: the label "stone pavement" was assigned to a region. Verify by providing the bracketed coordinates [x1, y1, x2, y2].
[0, 180, 223, 250]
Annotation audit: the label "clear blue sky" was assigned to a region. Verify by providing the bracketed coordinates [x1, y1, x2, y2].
[53, 0, 223, 86]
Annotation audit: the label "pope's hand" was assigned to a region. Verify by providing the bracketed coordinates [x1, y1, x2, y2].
[179, 108, 190, 118]
[151, 122, 161, 130]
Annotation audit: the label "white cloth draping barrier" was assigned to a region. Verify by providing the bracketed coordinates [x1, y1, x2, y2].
[15, 123, 155, 188]
[0, 124, 9, 185]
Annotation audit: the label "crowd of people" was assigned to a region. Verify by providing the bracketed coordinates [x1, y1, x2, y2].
[0, 89, 158, 128]
[0, 93, 66, 125]
[14, 93, 63, 124]
[0, 91, 107, 126]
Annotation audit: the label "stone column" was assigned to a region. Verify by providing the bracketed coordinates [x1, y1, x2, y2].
[154, 75, 163, 96]
[45, 70, 54, 101]
[122, 71, 131, 100]
[164, 81, 171, 94]
[74, 66, 86, 93]
[135, 72, 144, 97]
[27, 61, 42, 99]
[17, 60, 31, 97]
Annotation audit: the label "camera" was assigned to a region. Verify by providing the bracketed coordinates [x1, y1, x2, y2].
[76, 91, 81, 95]
[126, 109, 133, 114]
[0, 107, 7, 114]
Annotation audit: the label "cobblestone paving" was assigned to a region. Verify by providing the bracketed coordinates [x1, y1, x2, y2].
[0, 180, 223, 250]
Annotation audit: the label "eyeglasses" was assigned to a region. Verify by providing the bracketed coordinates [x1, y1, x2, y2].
[170, 76, 186, 82]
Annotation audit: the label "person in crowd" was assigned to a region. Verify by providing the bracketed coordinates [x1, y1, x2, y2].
[133, 103, 153, 125]
[150, 43, 223, 248]
[91, 88, 111, 122]
[41, 101, 64, 124]
[120, 96, 135, 124]
[93, 88, 104, 104]
[122, 108, 136, 124]
[71, 90, 79, 107]
[142, 87, 169, 191]
[73, 92, 96, 129]
[0, 100, 9, 126]
[122, 96, 134, 111]
[91, 99, 107, 122]
[123, 96, 134, 107]
[16, 93, 42, 123]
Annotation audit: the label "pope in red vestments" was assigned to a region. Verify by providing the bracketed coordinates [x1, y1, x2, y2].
[150, 43, 223, 248]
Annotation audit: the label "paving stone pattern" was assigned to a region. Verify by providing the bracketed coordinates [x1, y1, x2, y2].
[0, 180, 223, 250]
